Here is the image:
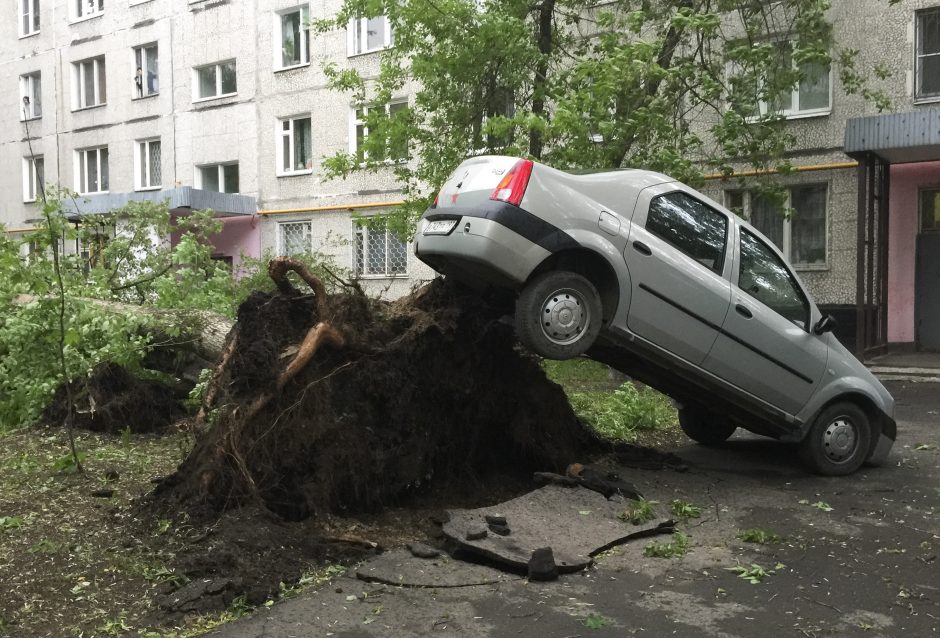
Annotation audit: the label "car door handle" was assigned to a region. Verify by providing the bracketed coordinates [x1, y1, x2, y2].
[632, 241, 652, 256]
[735, 304, 753, 319]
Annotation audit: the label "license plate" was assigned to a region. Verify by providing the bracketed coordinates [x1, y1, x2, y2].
[424, 219, 458, 235]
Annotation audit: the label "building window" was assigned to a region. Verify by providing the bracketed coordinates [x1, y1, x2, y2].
[277, 116, 312, 174]
[197, 163, 239, 193]
[134, 44, 159, 98]
[917, 8, 940, 100]
[278, 221, 311, 256]
[351, 102, 409, 162]
[347, 15, 393, 56]
[194, 61, 237, 100]
[23, 156, 44, 202]
[276, 7, 310, 69]
[20, 0, 39, 37]
[73, 56, 106, 110]
[729, 41, 830, 118]
[724, 183, 827, 267]
[19, 72, 42, 120]
[354, 218, 407, 277]
[135, 139, 161, 190]
[75, 147, 109, 194]
[919, 188, 940, 232]
[73, 0, 103, 20]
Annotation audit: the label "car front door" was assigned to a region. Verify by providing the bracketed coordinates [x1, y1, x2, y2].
[623, 187, 733, 366]
[703, 226, 828, 416]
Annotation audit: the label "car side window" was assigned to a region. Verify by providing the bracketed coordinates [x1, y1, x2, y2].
[738, 228, 810, 329]
[645, 192, 728, 275]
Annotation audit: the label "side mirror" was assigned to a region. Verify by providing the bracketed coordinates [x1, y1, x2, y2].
[813, 314, 837, 335]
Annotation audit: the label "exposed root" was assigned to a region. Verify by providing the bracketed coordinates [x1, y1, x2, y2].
[195, 330, 239, 428]
[268, 256, 328, 314]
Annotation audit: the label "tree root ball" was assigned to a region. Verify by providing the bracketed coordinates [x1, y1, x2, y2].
[156, 278, 600, 521]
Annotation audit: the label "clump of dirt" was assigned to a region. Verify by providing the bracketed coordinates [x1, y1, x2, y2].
[43, 362, 186, 433]
[155, 261, 601, 522]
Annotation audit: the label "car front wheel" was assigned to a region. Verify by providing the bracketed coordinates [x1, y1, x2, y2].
[678, 407, 736, 445]
[799, 402, 872, 476]
[515, 270, 602, 360]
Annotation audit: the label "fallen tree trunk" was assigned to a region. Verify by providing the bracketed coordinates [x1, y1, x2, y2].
[14, 294, 233, 362]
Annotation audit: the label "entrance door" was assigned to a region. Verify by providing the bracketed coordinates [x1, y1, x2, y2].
[916, 232, 940, 351]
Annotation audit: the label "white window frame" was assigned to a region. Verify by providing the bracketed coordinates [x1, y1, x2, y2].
[275, 6, 311, 70]
[192, 60, 237, 102]
[349, 101, 408, 163]
[915, 7, 940, 102]
[277, 115, 313, 176]
[134, 43, 159, 98]
[22, 156, 44, 203]
[19, 0, 40, 37]
[74, 146, 109, 195]
[353, 217, 408, 278]
[724, 184, 829, 270]
[277, 220, 312, 256]
[134, 138, 161, 191]
[19, 72, 42, 121]
[72, 56, 106, 110]
[72, 0, 103, 22]
[346, 15, 393, 56]
[196, 162, 240, 193]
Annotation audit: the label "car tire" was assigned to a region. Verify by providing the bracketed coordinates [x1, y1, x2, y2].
[678, 407, 736, 445]
[515, 270, 602, 360]
[799, 402, 872, 476]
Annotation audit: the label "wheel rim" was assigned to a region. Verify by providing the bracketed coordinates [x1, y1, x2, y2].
[539, 287, 589, 346]
[822, 416, 859, 464]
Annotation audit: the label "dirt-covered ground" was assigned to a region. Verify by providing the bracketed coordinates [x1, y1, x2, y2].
[1, 269, 683, 637]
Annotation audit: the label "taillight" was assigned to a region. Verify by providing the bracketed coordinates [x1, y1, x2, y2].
[432, 192, 439, 208]
[490, 159, 533, 207]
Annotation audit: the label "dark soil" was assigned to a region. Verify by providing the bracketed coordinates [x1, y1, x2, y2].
[43, 361, 186, 433]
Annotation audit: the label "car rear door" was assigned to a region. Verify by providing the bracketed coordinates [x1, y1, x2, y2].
[702, 225, 828, 416]
[623, 185, 733, 366]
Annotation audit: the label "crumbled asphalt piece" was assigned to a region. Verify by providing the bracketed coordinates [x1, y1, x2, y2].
[484, 514, 507, 526]
[466, 526, 488, 541]
[91, 489, 114, 498]
[488, 524, 511, 536]
[429, 512, 451, 525]
[407, 542, 442, 559]
[527, 547, 558, 581]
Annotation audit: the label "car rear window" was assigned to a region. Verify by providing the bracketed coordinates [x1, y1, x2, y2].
[646, 192, 728, 275]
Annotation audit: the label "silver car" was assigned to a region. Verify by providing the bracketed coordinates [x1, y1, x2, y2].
[414, 155, 896, 476]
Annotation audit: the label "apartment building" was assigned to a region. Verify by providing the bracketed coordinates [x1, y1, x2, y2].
[0, 0, 433, 295]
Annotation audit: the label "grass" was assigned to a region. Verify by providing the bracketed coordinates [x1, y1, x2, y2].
[543, 359, 679, 444]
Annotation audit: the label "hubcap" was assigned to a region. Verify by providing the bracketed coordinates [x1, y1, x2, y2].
[823, 417, 858, 463]
[540, 288, 589, 346]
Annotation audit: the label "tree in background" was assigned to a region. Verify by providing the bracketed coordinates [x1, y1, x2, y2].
[317, 0, 892, 233]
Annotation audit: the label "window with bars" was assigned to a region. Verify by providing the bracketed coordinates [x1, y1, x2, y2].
[75, 146, 109, 194]
[23, 156, 44, 202]
[135, 139, 161, 190]
[74, 0, 103, 20]
[724, 183, 827, 267]
[917, 8, 940, 100]
[20, 0, 39, 36]
[20, 72, 41, 120]
[277, 116, 312, 174]
[276, 7, 310, 69]
[347, 15, 393, 56]
[353, 218, 407, 277]
[134, 44, 159, 98]
[198, 163, 239, 193]
[351, 102, 409, 162]
[194, 60, 237, 100]
[278, 221, 311, 256]
[73, 56, 106, 110]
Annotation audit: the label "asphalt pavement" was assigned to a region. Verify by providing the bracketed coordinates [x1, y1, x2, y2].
[214, 380, 940, 638]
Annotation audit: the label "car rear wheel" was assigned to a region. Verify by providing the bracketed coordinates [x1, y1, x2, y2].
[515, 270, 602, 359]
[678, 407, 736, 445]
[799, 402, 871, 476]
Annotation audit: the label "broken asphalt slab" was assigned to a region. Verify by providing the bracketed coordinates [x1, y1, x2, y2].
[356, 549, 519, 588]
[211, 381, 940, 637]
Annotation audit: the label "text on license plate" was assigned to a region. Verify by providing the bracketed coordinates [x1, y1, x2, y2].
[424, 220, 458, 235]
